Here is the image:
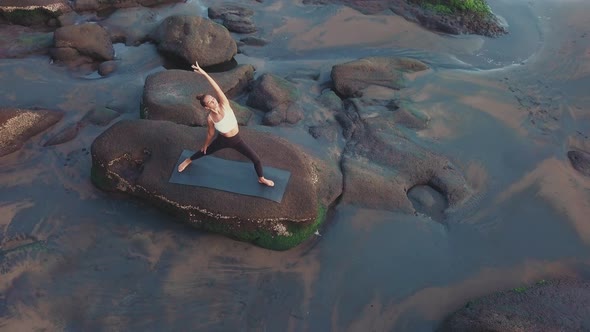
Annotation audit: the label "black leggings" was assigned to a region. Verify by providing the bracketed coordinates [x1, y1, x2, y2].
[189, 133, 264, 178]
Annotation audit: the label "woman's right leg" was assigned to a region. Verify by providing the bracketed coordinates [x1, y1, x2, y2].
[178, 135, 227, 172]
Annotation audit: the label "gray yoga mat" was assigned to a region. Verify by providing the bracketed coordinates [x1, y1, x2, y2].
[169, 150, 291, 203]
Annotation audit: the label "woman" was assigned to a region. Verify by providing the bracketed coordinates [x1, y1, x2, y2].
[177, 61, 275, 187]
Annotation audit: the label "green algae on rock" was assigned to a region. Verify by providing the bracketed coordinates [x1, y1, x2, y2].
[412, 0, 491, 16]
[0, 0, 71, 26]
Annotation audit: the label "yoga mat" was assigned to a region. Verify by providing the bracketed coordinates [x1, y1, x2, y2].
[169, 150, 291, 203]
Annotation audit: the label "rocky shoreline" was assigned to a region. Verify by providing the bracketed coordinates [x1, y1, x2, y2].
[303, 0, 508, 37]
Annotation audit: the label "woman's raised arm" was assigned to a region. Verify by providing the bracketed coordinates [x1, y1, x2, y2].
[192, 61, 229, 107]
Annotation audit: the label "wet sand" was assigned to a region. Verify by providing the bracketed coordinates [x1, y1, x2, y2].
[1, 0, 590, 330]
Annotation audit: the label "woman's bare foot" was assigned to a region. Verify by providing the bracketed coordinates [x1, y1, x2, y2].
[178, 158, 192, 172]
[258, 177, 274, 187]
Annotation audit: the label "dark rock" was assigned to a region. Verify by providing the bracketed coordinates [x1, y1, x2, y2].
[0, 25, 53, 58]
[286, 69, 321, 81]
[52, 23, 114, 62]
[141, 65, 254, 126]
[72, 0, 98, 12]
[44, 107, 120, 147]
[56, 10, 84, 27]
[100, 6, 160, 46]
[90, 119, 342, 250]
[261, 103, 304, 127]
[247, 74, 303, 126]
[0, 0, 72, 26]
[331, 56, 429, 98]
[415, 12, 460, 35]
[284, 104, 304, 124]
[208, 5, 254, 19]
[389, 100, 429, 130]
[43, 122, 82, 146]
[49, 47, 92, 63]
[308, 123, 340, 143]
[0, 107, 63, 156]
[568, 150, 590, 177]
[262, 107, 286, 126]
[228, 101, 253, 126]
[337, 98, 471, 212]
[74, 0, 182, 12]
[98, 60, 117, 76]
[302, 0, 389, 14]
[342, 157, 415, 212]
[407, 185, 447, 221]
[151, 15, 237, 67]
[208, 5, 258, 34]
[317, 90, 343, 111]
[302, 0, 508, 38]
[318, 90, 344, 113]
[439, 279, 590, 332]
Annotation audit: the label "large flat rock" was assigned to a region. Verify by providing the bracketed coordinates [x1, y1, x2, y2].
[90, 119, 342, 250]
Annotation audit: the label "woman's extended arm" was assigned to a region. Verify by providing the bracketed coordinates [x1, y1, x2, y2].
[176, 116, 216, 172]
[192, 61, 229, 107]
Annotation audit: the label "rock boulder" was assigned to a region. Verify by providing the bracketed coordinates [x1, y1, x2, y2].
[152, 15, 237, 67]
[208, 4, 257, 34]
[247, 73, 304, 126]
[90, 119, 342, 250]
[0, 107, 63, 157]
[568, 150, 590, 177]
[0, 0, 71, 26]
[141, 65, 254, 126]
[439, 279, 590, 331]
[331, 56, 429, 98]
[333, 96, 471, 215]
[51, 23, 114, 64]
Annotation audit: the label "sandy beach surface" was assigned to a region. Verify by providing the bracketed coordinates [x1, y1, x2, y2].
[1, 0, 590, 330]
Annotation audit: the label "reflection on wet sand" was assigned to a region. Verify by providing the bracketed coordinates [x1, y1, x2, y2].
[496, 158, 590, 243]
[461, 94, 527, 136]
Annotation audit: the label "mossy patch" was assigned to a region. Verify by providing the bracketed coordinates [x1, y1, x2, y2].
[1, 8, 54, 26]
[91, 161, 328, 251]
[412, 0, 492, 17]
[199, 204, 327, 251]
[512, 279, 550, 293]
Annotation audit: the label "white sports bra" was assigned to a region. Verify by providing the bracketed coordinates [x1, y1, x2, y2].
[210, 109, 238, 134]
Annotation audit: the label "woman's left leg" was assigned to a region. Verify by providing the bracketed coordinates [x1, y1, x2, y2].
[231, 135, 274, 186]
[232, 138, 264, 178]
